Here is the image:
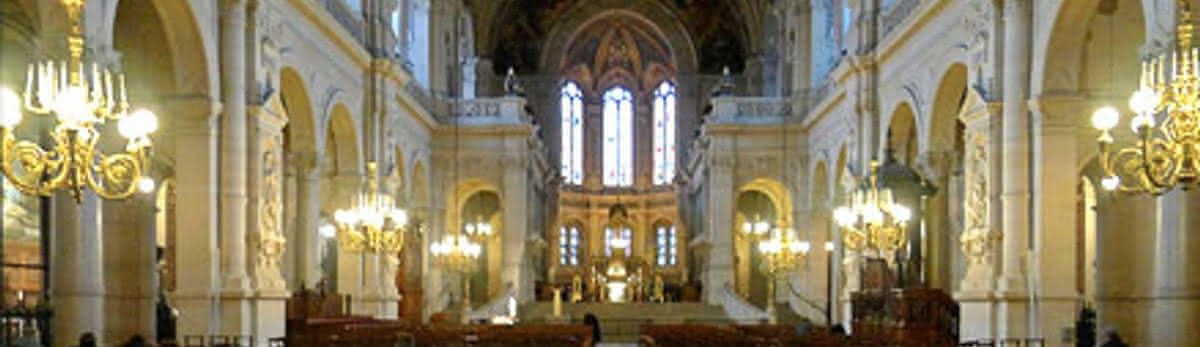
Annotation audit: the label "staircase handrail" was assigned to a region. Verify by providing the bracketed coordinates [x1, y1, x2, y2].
[719, 282, 769, 324]
[786, 276, 831, 324]
[466, 287, 517, 321]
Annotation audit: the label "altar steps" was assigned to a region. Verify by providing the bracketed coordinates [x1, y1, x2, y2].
[519, 302, 731, 342]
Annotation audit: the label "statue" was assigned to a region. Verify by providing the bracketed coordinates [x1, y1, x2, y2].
[504, 67, 525, 97]
[713, 65, 735, 96]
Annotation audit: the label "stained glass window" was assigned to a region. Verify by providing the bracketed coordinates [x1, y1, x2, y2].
[559, 224, 580, 265]
[604, 226, 632, 257]
[560, 83, 584, 185]
[603, 87, 634, 187]
[655, 224, 677, 266]
[652, 81, 676, 185]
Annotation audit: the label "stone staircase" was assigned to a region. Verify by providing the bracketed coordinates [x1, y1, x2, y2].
[519, 302, 731, 343]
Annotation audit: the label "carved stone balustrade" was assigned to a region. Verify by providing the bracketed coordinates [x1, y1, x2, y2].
[707, 97, 792, 125]
[450, 97, 532, 126]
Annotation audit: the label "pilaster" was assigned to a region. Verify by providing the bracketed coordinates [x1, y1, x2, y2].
[703, 153, 735, 304]
[246, 101, 290, 344]
[166, 96, 222, 340]
[954, 99, 1002, 341]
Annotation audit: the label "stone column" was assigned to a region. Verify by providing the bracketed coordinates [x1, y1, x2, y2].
[101, 196, 157, 343]
[1030, 95, 1084, 343]
[997, 0, 1032, 339]
[292, 158, 321, 289]
[52, 192, 104, 347]
[955, 98, 1001, 341]
[1148, 190, 1200, 345]
[704, 154, 735, 304]
[246, 103, 290, 344]
[167, 96, 222, 339]
[502, 153, 532, 302]
[218, 0, 252, 336]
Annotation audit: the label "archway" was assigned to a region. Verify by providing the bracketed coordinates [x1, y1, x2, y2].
[734, 189, 777, 308]
[277, 67, 321, 289]
[924, 63, 968, 291]
[885, 103, 918, 164]
[460, 190, 502, 306]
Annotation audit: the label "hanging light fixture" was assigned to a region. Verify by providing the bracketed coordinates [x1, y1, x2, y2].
[0, 0, 158, 201]
[332, 162, 409, 254]
[1091, 0, 1200, 194]
[463, 215, 493, 238]
[740, 213, 772, 238]
[832, 160, 913, 261]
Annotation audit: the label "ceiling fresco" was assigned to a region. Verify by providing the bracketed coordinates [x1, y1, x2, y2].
[469, 0, 764, 75]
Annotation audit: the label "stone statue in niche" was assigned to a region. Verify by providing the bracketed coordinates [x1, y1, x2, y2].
[504, 67, 525, 97]
[713, 66, 735, 96]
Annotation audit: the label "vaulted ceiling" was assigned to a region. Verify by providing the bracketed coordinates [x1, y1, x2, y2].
[467, 0, 770, 75]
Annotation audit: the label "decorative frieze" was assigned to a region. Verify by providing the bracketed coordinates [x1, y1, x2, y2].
[958, 128, 998, 292]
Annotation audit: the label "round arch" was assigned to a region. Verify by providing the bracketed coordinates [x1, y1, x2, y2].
[325, 103, 361, 174]
[885, 103, 919, 165]
[542, 7, 698, 74]
[737, 178, 794, 226]
[280, 67, 319, 156]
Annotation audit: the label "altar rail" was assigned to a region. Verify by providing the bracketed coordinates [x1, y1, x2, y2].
[707, 97, 792, 124]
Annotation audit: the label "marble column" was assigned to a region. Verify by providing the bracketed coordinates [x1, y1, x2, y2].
[704, 154, 735, 304]
[218, 0, 252, 336]
[1094, 194, 1157, 345]
[1148, 190, 1200, 345]
[997, 0, 1032, 339]
[1030, 95, 1084, 344]
[101, 196, 157, 343]
[292, 161, 321, 289]
[167, 96, 222, 339]
[52, 192, 104, 347]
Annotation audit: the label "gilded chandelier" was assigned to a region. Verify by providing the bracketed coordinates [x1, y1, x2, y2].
[757, 227, 810, 275]
[832, 161, 913, 260]
[0, 0, 158, 201]
[332, 162, 409, 254]
[1090, 0, 1200, 194]
[431, 234, 482, 273]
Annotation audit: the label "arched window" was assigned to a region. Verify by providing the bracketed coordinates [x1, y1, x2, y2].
[391, 7, 403, 42]
[655, 223, 677, 266]
[604, 225, 632, 257]
[344, 0, 362, 15]
[652, 81, 676, 185]
[408, 0, 430, 87]
[603, 87, 633, 187]
[559, 224, 581, 265]
[561, 83, 584, 185]
[841, 1, 853, 35]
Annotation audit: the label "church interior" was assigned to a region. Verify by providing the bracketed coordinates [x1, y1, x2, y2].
[0, 0, 1197, 346]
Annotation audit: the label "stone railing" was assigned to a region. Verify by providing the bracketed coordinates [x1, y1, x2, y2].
[880, 0, 923, 39]
[450, 97, 530, 125]
[719, 283, 769, 324]
[466, 287, 518, 322]
[316, 0, 366, 46]
[707, 97, 791, 124]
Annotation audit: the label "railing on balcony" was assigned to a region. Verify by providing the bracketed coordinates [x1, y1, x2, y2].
[450, 97, 531, 125]
[707, 97, 792, 124]
[316, 0, 366, 46]
[879, 0, 923, 39]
